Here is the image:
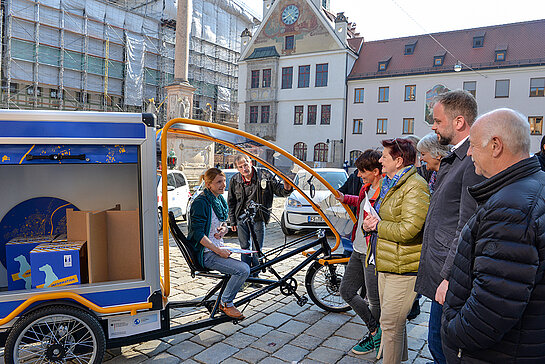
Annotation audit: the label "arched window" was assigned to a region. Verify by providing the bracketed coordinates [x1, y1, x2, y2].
[313, 143, 328, 162]
[293, 142, 307, 161]
[350, 150, 363, 166]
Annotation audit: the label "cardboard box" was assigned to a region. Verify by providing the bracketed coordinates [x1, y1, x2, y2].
[66, 208, 141, 283]
[6, 236, 52, 290]
[30, 241, 87, 288]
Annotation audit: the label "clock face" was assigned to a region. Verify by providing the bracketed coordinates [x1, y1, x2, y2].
[282, 5, 299, 25]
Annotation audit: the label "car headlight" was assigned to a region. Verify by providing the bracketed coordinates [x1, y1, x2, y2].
[287, 198, 302, 208]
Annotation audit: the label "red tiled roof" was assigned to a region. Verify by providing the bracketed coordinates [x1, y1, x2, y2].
[347, 37, 364, 53]
[348, 19, 545, 80]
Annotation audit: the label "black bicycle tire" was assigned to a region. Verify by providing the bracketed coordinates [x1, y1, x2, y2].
[305, 256, 351, 313]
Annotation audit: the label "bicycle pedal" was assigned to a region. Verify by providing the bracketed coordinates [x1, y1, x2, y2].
[297, 296, 308, 307]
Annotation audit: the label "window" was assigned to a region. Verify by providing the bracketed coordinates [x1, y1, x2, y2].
[173, 173, 186, 187]
[262, 69, 271, 88]
[403, 118, 414, 134]
[307, 105, 317, 125]
[320, 105, 331, 125]
[298, 65, 310, 88]
[473, 36, 484, 48]
[404, 85, 416, 101]
[378, 87, 389, 102]
[281, 67, 293, 89]
[294, 105, 304, 125]
[354, 88, 364, 103]
[404, 43, 416, 55]
[50, 88, 59, 99]
[285, 35, 294, 50]
[251, 70, 260, 88]
[495, 79, 510, 98]
[352, 119, 362, 134]
[350, 150, 362, 166]
[314, 143, 328, 162]
[378, 61, 388, 71]
[249, 106, 259, 123]
[315, 63, 328, 87]
[495, 50, 506, 62]
[294, 142, 307, 161]
[261, 105, 270, 123]
[463, 81, 477, 97]
[377, 118, 387, 134]
[529, 116, 543, 135]
[530, 78, 545, 97]
[434, 56, 444, 66]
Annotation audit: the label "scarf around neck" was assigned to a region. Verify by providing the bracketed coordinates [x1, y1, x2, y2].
[374, 165, 412, 214]
[203, 188, 228, 221]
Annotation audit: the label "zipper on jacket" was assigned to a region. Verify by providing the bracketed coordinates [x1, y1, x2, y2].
[458, 348, 462, 358]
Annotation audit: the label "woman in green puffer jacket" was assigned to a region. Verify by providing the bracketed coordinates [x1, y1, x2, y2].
[362, 138, 430, 364]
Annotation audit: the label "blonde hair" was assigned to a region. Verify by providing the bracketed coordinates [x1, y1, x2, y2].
[200, 168, 225, 186]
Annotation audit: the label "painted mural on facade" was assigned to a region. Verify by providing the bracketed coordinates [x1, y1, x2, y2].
[425, 85, 450, 125]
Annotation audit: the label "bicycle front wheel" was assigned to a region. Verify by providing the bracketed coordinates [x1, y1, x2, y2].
[305, 257, 351, 313]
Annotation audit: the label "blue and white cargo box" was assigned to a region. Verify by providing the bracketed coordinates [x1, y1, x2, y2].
[6, 236, 52, 291]
[30, 241, 87, 289]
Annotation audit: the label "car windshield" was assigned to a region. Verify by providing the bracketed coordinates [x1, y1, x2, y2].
[294, 171, 348, 191]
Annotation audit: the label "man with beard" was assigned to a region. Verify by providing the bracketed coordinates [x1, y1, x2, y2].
[415, 90, 484, 364]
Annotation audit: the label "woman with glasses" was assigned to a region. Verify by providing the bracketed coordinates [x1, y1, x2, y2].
[416, 133, 451, 194]
[362, 138, 430, 363]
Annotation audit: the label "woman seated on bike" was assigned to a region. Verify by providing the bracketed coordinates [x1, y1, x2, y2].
[362, 138, 429, 364]
[335, 150, 383, 356]
[187, 168, 250, 319]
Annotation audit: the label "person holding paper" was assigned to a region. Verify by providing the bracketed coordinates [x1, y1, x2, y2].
[335, 150, 383, 356]
[362, 138, 429, 363]
[187, 168, 250, 319]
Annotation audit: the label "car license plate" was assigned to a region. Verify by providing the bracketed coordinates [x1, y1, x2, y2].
[308, 215, 323, 223]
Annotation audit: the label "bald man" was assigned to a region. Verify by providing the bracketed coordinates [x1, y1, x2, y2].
[441, 108, 545, 362]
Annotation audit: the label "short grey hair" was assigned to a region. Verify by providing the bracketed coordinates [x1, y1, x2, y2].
[234, 154, 250, 165]
[417, 133, 451, 158]
[477, 108, 530, 155]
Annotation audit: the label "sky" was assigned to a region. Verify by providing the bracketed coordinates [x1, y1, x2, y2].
[243, 0, 545, 41]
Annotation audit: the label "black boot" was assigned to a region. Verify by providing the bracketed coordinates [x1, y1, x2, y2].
[407, 298, 420, 320]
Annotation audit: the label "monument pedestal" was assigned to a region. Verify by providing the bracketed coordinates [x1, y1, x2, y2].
[165, 81, 196, 121]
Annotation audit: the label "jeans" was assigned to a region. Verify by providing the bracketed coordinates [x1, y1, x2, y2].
[339, 251, 380, 332]
[237, 219, 265, 275]
[203, 251, 250, 305]
[429, 300, 447, 364]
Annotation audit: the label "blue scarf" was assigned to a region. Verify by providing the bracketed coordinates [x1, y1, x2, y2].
[203, 188, 228, 221]
[374, 166, 412, 214]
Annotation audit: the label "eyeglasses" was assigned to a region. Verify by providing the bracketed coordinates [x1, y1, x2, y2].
[387, 138, 405, 160]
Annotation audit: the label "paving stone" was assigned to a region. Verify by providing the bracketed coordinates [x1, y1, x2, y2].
[289, 334, 324, 351]
[335, 321, 367, 340]
[141, 352, 181, 364]
[221, 358, 248, 364]
[420, 343, 433, 360]
[306, 346, 345, 363]
[233, 346, 269, 363]
[276, 301, 311, 316]
[193, 342, 239, 364]
[258, 312, 292, 328]
[238, 312, 267, 327]
[190, 329, 226, 347]
[300, 359, 324, 364]
[407, 323, 429, 341]
[222, 331, 258, 349]
[407, 348, 419, 362]
[321, 312, 352, 326]
[337, 356, 375, 364]
[240, 322, 274, 337]
[250, 330, 294, 353]
[133, 340, 171, 357]
[262, 302, 285, 314]
[212, 321, 243, 336]
[161, 332, 193, 346]
[408, 337, 426, 352]
[103, 353, 147, 364]
[293, 309, 326, 325]
[304, 319, 340, 339]
[258, 357, 287, 364]
[277, 319, 310, 336]
[321, 335, 358, 352]
[272, 344, 309, 362]
[167, 340, 205, 360]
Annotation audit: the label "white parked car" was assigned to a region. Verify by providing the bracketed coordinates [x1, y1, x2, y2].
[281, 168, 348, 235]
[157, 169, 191, 231]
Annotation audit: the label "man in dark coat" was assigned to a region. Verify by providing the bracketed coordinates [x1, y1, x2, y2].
[535, 135, 545, 171]
[415, 90, 485, 364]
[338, 169, 363, 216]
[442, 108, 545, 363]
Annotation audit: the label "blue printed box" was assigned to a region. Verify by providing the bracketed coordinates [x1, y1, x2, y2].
[30, 242, 87, 289]
[6, 236, 52, 291]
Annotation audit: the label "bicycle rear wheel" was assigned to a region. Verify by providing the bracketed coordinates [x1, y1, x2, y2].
[305, 256, 350, 313]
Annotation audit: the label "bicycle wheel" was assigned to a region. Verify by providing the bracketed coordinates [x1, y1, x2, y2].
[305, 256, 351, 312]
[5, 305, 106, 364]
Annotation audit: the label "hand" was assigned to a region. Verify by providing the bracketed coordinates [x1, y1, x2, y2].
[435, 279, 449, 305]
[362, 215, 379, 232]
[214, 225, 228, 240]
[231, 225, 237, 232]
[335, 191, 345, 202]
[217, 248, 231, 259]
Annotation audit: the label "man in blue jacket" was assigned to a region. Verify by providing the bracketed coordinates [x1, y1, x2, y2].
[442, 108, 545, 362]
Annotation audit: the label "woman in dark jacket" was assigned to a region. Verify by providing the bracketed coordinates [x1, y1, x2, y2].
[187, 168, 250, 319]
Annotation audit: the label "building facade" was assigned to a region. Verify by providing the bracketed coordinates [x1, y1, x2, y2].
[238, 0, 361, 166]
[345, 19, 545, 163]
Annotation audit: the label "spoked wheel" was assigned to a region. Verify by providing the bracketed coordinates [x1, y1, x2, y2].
[305, 256, 351, 312]
[5, 305, 106, 364]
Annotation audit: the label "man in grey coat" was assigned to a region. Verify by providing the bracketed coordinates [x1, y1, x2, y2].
[415, 90, 484, 364]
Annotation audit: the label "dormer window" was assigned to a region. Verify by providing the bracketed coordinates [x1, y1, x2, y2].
[473, 31, 485, 48]
[404, 41, 417, 55]
[378, 57, 391, 71]
[433, 56, 443, 66]
[495, 44, 507, 62]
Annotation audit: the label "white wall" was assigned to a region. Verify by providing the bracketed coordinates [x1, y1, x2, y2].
[345, 66, 545, 157]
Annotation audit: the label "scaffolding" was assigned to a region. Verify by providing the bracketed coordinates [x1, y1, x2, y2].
[1, 0, 257, 124]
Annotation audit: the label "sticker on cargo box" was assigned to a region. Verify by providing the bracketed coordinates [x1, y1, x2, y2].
[108, 311, 161, 339]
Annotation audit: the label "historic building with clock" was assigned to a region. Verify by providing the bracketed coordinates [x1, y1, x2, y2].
[237, 0, 362, 167]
